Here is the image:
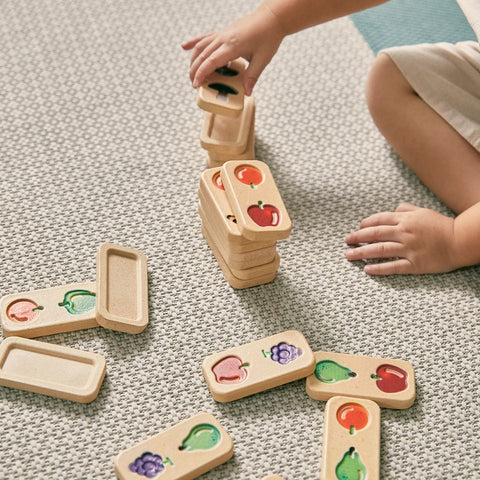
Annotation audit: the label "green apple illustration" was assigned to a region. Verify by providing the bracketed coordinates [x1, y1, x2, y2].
[335, 447, 367, 480]
[58, 289, 96, 315]
[314, 360, 357, 384]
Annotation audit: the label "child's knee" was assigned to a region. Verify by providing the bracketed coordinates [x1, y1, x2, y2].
[366, 52, 411, 121]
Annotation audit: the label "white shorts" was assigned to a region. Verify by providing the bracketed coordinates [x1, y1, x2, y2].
[383, 41, 480, 152]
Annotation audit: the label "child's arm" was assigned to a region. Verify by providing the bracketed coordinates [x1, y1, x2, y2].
[182, 0, 389, 95]
[345, 202, 480, 275]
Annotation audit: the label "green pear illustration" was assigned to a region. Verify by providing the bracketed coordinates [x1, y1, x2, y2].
[179, 424, 221, 452]
[314, 360, 357, 384]
[58, 289, 96, 315]
[335, 447, 367, 480]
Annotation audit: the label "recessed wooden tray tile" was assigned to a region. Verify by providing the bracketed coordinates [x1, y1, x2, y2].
[201, 95, 255, 154]
[0, 336, 106, 403]
[96, 243, 149, 334]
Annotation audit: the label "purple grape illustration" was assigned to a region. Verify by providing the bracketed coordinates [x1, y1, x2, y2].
[129, 452, 166, 478]
[270, 342, 303, 365]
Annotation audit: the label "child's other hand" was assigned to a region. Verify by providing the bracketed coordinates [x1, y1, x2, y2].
[345, 203, 459, 275]
[181, 5, 285, 95]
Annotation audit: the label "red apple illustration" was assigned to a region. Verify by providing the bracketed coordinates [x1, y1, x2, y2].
[6, 299, 44, 322]
[371, 364, 408, 393]
[336, 403, 369, 435]
[212, 356, 249, 384]
[213, 173, 225, 190]
[234, 166, 263, 188]
[247, 202, 280, 227]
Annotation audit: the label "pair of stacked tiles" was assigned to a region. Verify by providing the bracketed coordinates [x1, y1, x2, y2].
[0, 243, 148, 403]
[198, 58, 256, 168]
[198, 160, 291, 289]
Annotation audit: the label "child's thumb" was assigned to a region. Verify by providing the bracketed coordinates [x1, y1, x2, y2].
[244, 56, 266, 96]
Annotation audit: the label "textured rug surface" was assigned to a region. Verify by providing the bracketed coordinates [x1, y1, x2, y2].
[1, 1, 479, 479]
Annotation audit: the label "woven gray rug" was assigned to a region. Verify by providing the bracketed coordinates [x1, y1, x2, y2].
[1, 1, 479, 479]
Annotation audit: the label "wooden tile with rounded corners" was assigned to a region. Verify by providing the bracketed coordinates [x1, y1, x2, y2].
[206, 107, 255, 167]
[321, 396, 380, 480]
[306, 351, 415, 409]
[96, 243, 149, 334]
[201, 95, 254, 155]
[220, 160, 292, 241]
[201, 224, 277, 289]
[114, 412, 233, 480]
[0, 336, 106, 403]
[0, 282, 98, 338]
[198, 168, 276, 252]
[199, 202, 277, 270]
[202, 330, 315, 402]
[261, 476, 286, 480]
[197, 59, 246, 117]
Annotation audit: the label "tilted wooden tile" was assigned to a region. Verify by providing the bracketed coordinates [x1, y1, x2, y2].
[202, 330, 315, 402]
[306, 350, 415, 409]
[201, 94, 254, 155]
[96, 243, 149, 334]
[220, 160, 292, 241]
[114, 412, 233, 480]
[321, 396, 380, 480]
[0, 282, 98, 338]
[0, 336, 106, 403]
[197, 59, 246, 117]
[198, 167, 275, 252]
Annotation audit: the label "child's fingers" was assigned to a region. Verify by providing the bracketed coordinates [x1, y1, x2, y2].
[345, 225, 400, 245]
[244, 55, 268, 95]
[193, 45, 235, 88]
[359, 211, 399, 229]
[190, 40, 223, 82]
[395, 202, 419, 212]
[181, 33, 211, 51]
[345, 241, 403, 261]
[364, 259, 413, 275]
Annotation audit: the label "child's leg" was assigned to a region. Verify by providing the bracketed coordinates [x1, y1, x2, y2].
[365, 52, 480, 214]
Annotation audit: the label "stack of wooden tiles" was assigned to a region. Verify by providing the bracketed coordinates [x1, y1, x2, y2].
[197, 58, 255, 167]
[198, 160, 291, 289]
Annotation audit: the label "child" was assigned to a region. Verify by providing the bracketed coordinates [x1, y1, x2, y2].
[182, 0, 480, 275]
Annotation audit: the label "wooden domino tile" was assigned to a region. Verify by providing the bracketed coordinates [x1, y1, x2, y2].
[201, 224, 277, 289]
[198, 168, 276, 252]
[305, 351, 415, 409]
[0, 282, 98, 338]
[206, 105, 256, 168]
[202, 330, 315, 402]
[201, 94, 255, 155]
[220, 160, 292, 242]
[197, 59, 246, 117]
[261, 476, 286, 480]
[96, 243, 149, 334]
[0, 336, 106, 403]
[114, 412, 233, 480]
[321, 396, 380, 480]
[198, 201, 277, 270]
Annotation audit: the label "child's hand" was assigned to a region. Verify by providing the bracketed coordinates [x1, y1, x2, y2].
[181, 5, 285, 95]
[345, 203, 459, 275]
